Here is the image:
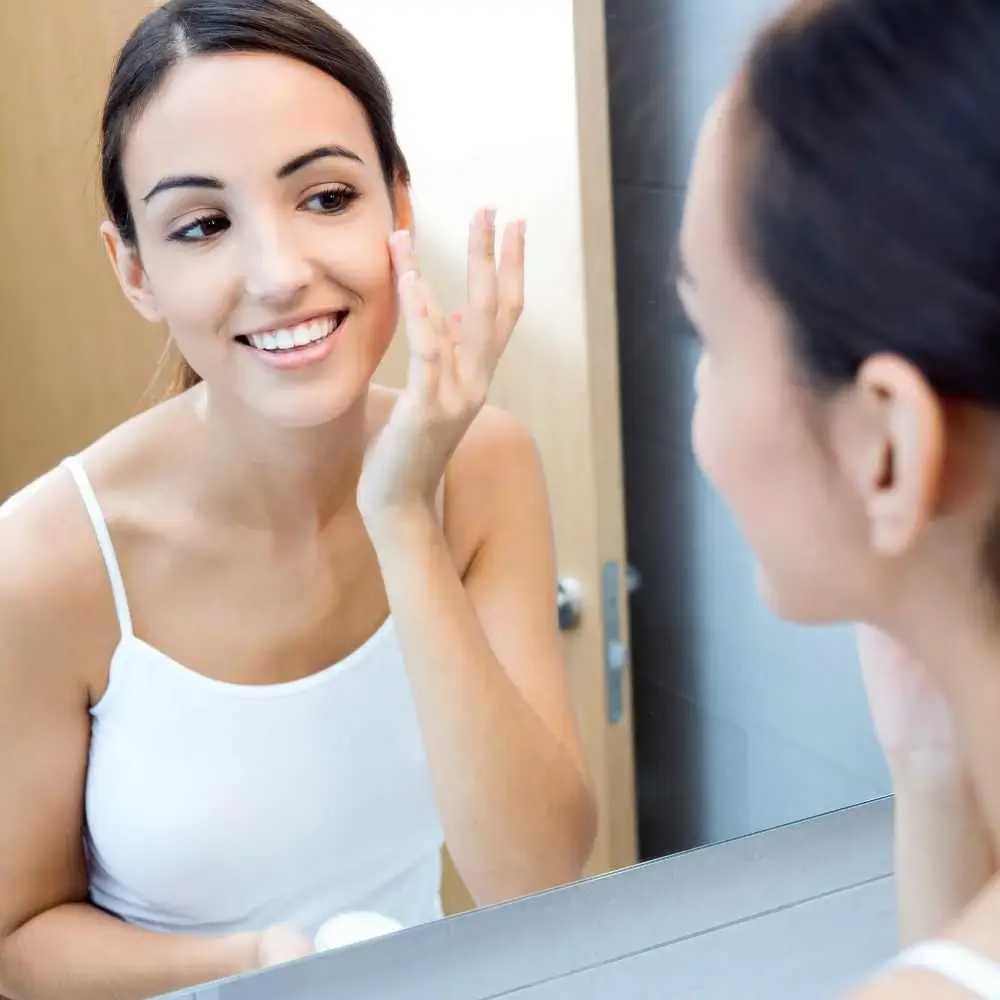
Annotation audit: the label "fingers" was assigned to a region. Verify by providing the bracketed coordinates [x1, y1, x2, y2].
[392, 231, 446, 400]
[467, 208, 499, 320]
[495, 219, 525, 344]
[390, 210, 525, 408]
[462, 209, 525, 382]
[389, 227, 420, 281]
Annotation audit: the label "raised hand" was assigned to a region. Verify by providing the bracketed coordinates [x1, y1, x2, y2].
[358, 207, 525, 527]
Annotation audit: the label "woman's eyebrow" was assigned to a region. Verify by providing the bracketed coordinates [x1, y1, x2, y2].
[142, 143, 366, 203]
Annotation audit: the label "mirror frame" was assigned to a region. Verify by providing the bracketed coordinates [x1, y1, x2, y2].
[156, 796, 896, 1000]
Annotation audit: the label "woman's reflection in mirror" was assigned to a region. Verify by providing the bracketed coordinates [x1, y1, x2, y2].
[0, 2, 597, 997]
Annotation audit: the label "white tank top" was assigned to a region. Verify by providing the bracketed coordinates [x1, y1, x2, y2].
[3, 457, 446, 939]
[886, 939, 1000, 998]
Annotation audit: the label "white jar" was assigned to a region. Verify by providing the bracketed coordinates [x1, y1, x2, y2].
[313, 911, 404, 953]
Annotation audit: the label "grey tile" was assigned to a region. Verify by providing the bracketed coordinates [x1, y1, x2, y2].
[606, 0, 796, 189]
[743, 726, 887, 836]
[612, 183, 694, 445]
[633, 689, 751, 858]
[737, 626, 891, 794]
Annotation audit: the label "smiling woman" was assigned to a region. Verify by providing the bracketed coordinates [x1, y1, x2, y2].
[98, 6, 412, 423]
[0, 2, 596, 999]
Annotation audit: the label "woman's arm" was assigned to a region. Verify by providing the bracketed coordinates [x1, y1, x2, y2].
[359, 214, 596, 906]
[0, 497, 298, 1000]
[366, 408, 598, 906]
[0, 907, 258, 1000]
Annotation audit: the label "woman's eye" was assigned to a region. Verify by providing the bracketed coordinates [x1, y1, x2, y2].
[168, 215, 230, 243]
[303, 187, 357, 214]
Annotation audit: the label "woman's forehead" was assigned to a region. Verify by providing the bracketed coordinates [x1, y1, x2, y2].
[123, 52, 378, 183]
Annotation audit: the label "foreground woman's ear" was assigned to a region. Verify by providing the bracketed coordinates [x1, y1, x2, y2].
[852, 354, 944, 558]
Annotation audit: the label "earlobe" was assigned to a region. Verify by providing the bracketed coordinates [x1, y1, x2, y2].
[98, 220, 162, 323]
[855, 355, 944, 556]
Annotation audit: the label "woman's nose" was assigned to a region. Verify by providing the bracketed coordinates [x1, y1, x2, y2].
[243, 227, 314, 305]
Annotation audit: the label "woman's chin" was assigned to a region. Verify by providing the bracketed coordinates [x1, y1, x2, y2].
[241, 376, 370, 431]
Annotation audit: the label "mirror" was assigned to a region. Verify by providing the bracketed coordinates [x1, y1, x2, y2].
[605, 0, 891, 862]
[1, 1, 893, 999]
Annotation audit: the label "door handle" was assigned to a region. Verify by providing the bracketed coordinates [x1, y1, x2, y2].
[557, 577, 583, 631]
[602, 561, 633, 725]
[558, 565, 639, 634]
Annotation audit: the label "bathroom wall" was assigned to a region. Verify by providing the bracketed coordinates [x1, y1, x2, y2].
[605, 0, 892, 856]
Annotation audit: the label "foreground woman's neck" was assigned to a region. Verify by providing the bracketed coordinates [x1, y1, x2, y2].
[883, 581, 1000, 841]
[189, 385, 372, 536]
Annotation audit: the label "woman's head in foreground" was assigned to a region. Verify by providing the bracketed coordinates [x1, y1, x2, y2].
[680, 0, 1000, 627]
[100, 0, 410, 427]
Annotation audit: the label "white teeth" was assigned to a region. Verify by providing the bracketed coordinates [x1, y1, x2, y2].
[247, 315, 340, 352]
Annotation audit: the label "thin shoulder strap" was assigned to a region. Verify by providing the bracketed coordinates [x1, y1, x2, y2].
[891, 940, 1000, 998]
[61, 456, 134, 638]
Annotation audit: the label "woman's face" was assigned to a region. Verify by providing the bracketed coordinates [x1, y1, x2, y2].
[677, 95, 891, 624]
[107, 51, 404, 428]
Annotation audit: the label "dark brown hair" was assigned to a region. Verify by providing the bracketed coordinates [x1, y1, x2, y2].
[100, 0, 410, 396]
[735, 0, 1000, 400]
[733, 0, 1000, 588]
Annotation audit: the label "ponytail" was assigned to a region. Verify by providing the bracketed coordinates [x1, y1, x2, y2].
[169, 357, 203, 396]
[145, 341, 202, 405]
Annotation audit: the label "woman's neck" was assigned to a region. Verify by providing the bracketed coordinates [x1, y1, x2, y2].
[188, 384, 374, 536]
[883, 576, 1000, 840]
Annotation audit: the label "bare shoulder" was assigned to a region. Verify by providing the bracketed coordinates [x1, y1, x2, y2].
[0, 466, 120, 697]
[443, 405, 549, 568]
[0, 398, 182, 693]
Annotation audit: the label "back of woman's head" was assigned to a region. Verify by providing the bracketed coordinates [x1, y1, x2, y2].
[734, 0, 1000, 406]
[100, 0, 409, 394]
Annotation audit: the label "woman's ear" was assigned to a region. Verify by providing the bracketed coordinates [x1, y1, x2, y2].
[850, 354, 945, 556]
[99, 221, 162, 323]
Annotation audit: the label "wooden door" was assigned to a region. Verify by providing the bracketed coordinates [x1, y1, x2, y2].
[2, 0, 638, 915]
[0, 1, 169, 500]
